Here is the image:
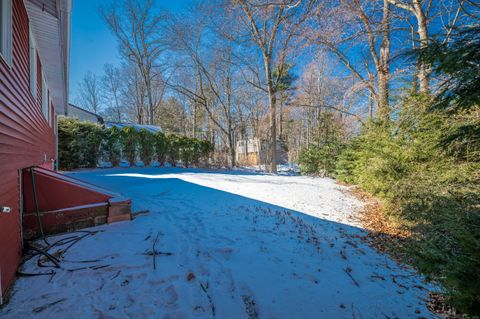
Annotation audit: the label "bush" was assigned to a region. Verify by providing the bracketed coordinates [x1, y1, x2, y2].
[120, 126, 138, 165]
[336, 96, 480, 314]
[194, 139, 213, 166]
[337, 26, 480, 312]
[58, 117, 79, 170]
[337, 120, 410, 197]
[102, 126, 122, 166]
[58, 120, 213, 170]
[79, 122, 103, 168]
[138, 129, 155, 165]
[179, 136, 195, 167]
[298, 113, 345, 177]
[167, 134, 181, 166]
[164, 135, 213, 167]
[299, 142, 343, 176]
[154, 132, 168, 165]
[58, 117, 103, 170]
[298, 145, 323, 175]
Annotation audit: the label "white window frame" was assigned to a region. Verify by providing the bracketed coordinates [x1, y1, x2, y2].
[42, 75, 48, 121]
[0, 0, 13, 66]
[48, 101, 52, 127]
[29, 29, 37, 98]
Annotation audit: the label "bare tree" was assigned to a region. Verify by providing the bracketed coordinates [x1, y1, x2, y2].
[102, 64, 124, 122]
[311, 0, 392, 119]
[386, 0, 477, 93]
[77, 71, 103, 114]
[101, 0, 168, 125]
[172, 45, 239, 165]
[228, 0, 318, 173]
[122, 63, 147, 124]
[386, 0, 431, 93]
[167, 5, 254, 167]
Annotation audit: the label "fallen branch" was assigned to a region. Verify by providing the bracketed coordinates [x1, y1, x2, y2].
[143, 232, 173, 270]
[111, 270, 121, 280]
[67, 264, 110, 272]
[340, 248, 347, 260]
[200, 282, 216, 318]
[142, 251, 173, 256]
[344, 267, 360, 287]
[17, 270, 56, 277]
[153, 232, 160, 270]
[32, 298, 66, 313]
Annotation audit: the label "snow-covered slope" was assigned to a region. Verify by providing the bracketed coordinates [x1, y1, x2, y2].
[1, 167, 435, 318]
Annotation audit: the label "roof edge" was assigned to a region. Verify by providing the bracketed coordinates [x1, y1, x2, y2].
[57, 0, 71, 116]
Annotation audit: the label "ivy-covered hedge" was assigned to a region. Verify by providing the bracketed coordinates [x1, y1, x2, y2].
[58, 117, 103, 170]
[58, 117, 213, 170]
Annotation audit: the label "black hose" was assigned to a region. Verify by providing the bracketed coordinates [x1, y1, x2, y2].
[30, 167, 49, 246]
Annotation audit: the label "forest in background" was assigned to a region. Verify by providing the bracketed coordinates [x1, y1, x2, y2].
[74, 0, 476, 170]
[72, 0, 479, 315]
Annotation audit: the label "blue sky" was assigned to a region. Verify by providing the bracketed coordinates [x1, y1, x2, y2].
[70, 0, 120, 102]
[69, 0, 190, 103]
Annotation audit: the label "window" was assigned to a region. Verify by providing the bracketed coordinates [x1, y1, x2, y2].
[49, 102, 53, 127]
[29, 29, 37, 98]
[42, 75, 48, 121]
[0, 0, 12, 65]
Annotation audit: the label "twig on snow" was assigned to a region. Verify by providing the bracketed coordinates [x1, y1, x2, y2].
[111, 270, 121, 280]
[153, 232, 160, 270]
[16, 270, 56, 277]
[200, 282, 216, 318]
[340, 248, 348, 260]
[344, 267, 360, 287]
[142, 231, 172, 270]
[32, 298, 66, 313]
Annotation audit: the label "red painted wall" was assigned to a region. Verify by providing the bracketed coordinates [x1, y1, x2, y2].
[0, 0, 56, 298]
[23, 168, 112, 214]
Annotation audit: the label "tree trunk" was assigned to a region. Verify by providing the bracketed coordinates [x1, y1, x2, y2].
[388, 0, 430, 93]
[225, 56, 236, 168]
[279, 95, 284, 140]
[111, 87, 121, 123]
[229, 132, 236, 168]
[192, 102, 197, 138]
[369, 89, 374, 118]
[413, 0, 430, 93]
[264, 56, 277, 173]
[142, 66, 156, 125]
[412, 61, 419, 93]
[377, 0, 391, 120]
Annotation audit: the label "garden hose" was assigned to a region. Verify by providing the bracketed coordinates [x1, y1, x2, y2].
[30, 167, 48, 244]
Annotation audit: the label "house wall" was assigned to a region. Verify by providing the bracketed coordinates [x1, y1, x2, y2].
[0, 0, 56, 299]
[67, 104, 101, 123]
[236, 153, 261, 166]
[236, 138, 289, 166]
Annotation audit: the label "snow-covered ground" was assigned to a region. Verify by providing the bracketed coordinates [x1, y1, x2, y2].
[1, 167, 435, 318]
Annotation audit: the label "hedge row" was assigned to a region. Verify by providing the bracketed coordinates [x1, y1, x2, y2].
[58, 117, 213, 170]
[335, 98, 480, 314]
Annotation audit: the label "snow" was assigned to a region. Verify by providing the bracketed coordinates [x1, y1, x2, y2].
[1, 167, 436, 318]
[119, 160, 130, 168]
[97, 161, 113, 168]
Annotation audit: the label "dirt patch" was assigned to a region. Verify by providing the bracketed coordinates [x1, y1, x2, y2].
[344, 187, 410, 260]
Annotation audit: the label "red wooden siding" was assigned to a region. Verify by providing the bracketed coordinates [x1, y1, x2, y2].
[23, 168, 113, 214]
[0, 0, 56, 298]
